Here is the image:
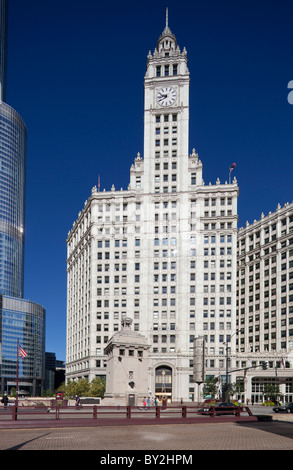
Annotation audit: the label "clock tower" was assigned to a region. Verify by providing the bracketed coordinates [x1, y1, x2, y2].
[66, 12, 239, 404]
[143, 13, 190, 194]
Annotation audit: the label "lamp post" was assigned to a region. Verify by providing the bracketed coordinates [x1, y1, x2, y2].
[224, 331, 238, 401]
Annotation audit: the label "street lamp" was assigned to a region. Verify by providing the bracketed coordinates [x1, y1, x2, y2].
[224, 330, 238, 401]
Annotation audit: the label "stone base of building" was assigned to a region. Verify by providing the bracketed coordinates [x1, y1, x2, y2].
[102, 392, 148, 407]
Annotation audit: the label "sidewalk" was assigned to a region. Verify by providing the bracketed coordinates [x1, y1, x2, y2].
[0, 404, 292, 451]
[0, 419, 293, 450]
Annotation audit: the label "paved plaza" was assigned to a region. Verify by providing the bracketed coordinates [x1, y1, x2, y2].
[0, 418, 293, 451]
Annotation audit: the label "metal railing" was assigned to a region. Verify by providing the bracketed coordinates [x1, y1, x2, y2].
[0, 404, 253, 422]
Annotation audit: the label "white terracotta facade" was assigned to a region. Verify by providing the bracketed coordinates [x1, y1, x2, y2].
[66, 20, 293, 403]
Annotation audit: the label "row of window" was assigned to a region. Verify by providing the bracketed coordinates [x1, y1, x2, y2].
[155, 126, 177, 135]
[95, 258, 234, 280]
[155, 150, 177, 158]
[156, 64, 178, 77]
[155, 138, 177, 147]
[204, 235, 232, 243]
[239, 282, 293, 297]
[205, 197, 233, 206]
[203, 297, 232, 306]
[95, 281, 233, 297]
[204, 247, 233, 256]
[238, 216, 293, 242]
[94, 197, 234, 215]
[203, 210, 234, 217]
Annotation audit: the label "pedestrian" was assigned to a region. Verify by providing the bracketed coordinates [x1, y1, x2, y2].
[147, 397, 150, 408]
[143, 397, 146, 409]
[75, 394, 80, 407]
[1, 394, 8, 407]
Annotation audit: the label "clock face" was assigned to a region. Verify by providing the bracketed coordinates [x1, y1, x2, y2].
[156, 87, 177, 107]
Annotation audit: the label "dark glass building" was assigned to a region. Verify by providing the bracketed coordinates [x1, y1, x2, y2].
[0, 0, 46, 396]
[0, 296, 45, 396]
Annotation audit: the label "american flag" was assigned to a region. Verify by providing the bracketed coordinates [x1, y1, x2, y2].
[18, 346, 27, 358]
[229, 163, 236, 173]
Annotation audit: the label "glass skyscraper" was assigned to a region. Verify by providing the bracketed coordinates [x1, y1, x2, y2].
[0, 104, 26, 298]
[0, 0, 7, 102]
[0, 0, 46, 396]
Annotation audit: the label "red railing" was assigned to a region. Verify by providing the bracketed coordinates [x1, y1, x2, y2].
[0, 404, 253, 422]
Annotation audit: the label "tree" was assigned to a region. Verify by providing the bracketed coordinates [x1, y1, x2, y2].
[89, 378, 106, 397]
[56, 377, 105, 398]
[202, 376, 218, 398]
[263, 384, 280, 403]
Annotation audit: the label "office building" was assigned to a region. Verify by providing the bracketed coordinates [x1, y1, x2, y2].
[66, 18, 239, 402]
[234, 202, 293, 403]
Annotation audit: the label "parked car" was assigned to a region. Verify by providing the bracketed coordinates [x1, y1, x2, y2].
[273, 403, 293, 413]
[199, 402, 239, 415]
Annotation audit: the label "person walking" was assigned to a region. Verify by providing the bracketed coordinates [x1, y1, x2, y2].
[1, 394, 8, 407]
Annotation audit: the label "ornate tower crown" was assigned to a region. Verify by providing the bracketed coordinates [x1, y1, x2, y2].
[156, 8, 177, 53]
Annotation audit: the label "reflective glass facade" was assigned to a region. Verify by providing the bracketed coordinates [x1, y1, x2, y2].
[0, 2, 46, 396]
[0, 295, 46, 395]
[0, 0, 7, 102]
[0, 103, 26, 298]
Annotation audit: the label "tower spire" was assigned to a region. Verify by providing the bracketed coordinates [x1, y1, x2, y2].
[166, 7, 168, 28]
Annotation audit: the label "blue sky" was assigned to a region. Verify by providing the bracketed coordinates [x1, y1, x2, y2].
[6, 0, 293, 361]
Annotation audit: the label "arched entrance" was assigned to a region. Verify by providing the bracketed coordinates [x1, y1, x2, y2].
[155, 366, 172, 402]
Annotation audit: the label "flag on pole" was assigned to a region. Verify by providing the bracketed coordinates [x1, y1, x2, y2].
[229, 163, 236, 173]
[18, 345, 27, 358]
[281, 357, 285, 368]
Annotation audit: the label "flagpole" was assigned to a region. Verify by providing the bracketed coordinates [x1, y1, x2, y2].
[229, 163, 236, 184]
[16, 339, 19, 407]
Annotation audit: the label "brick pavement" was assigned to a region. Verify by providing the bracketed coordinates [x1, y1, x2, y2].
[0, 419, 293, 450]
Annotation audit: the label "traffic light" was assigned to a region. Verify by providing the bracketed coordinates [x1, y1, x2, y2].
[261, 361, 268, 370]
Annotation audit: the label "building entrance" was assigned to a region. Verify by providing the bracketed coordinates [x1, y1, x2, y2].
[155, 366, 172, 402]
